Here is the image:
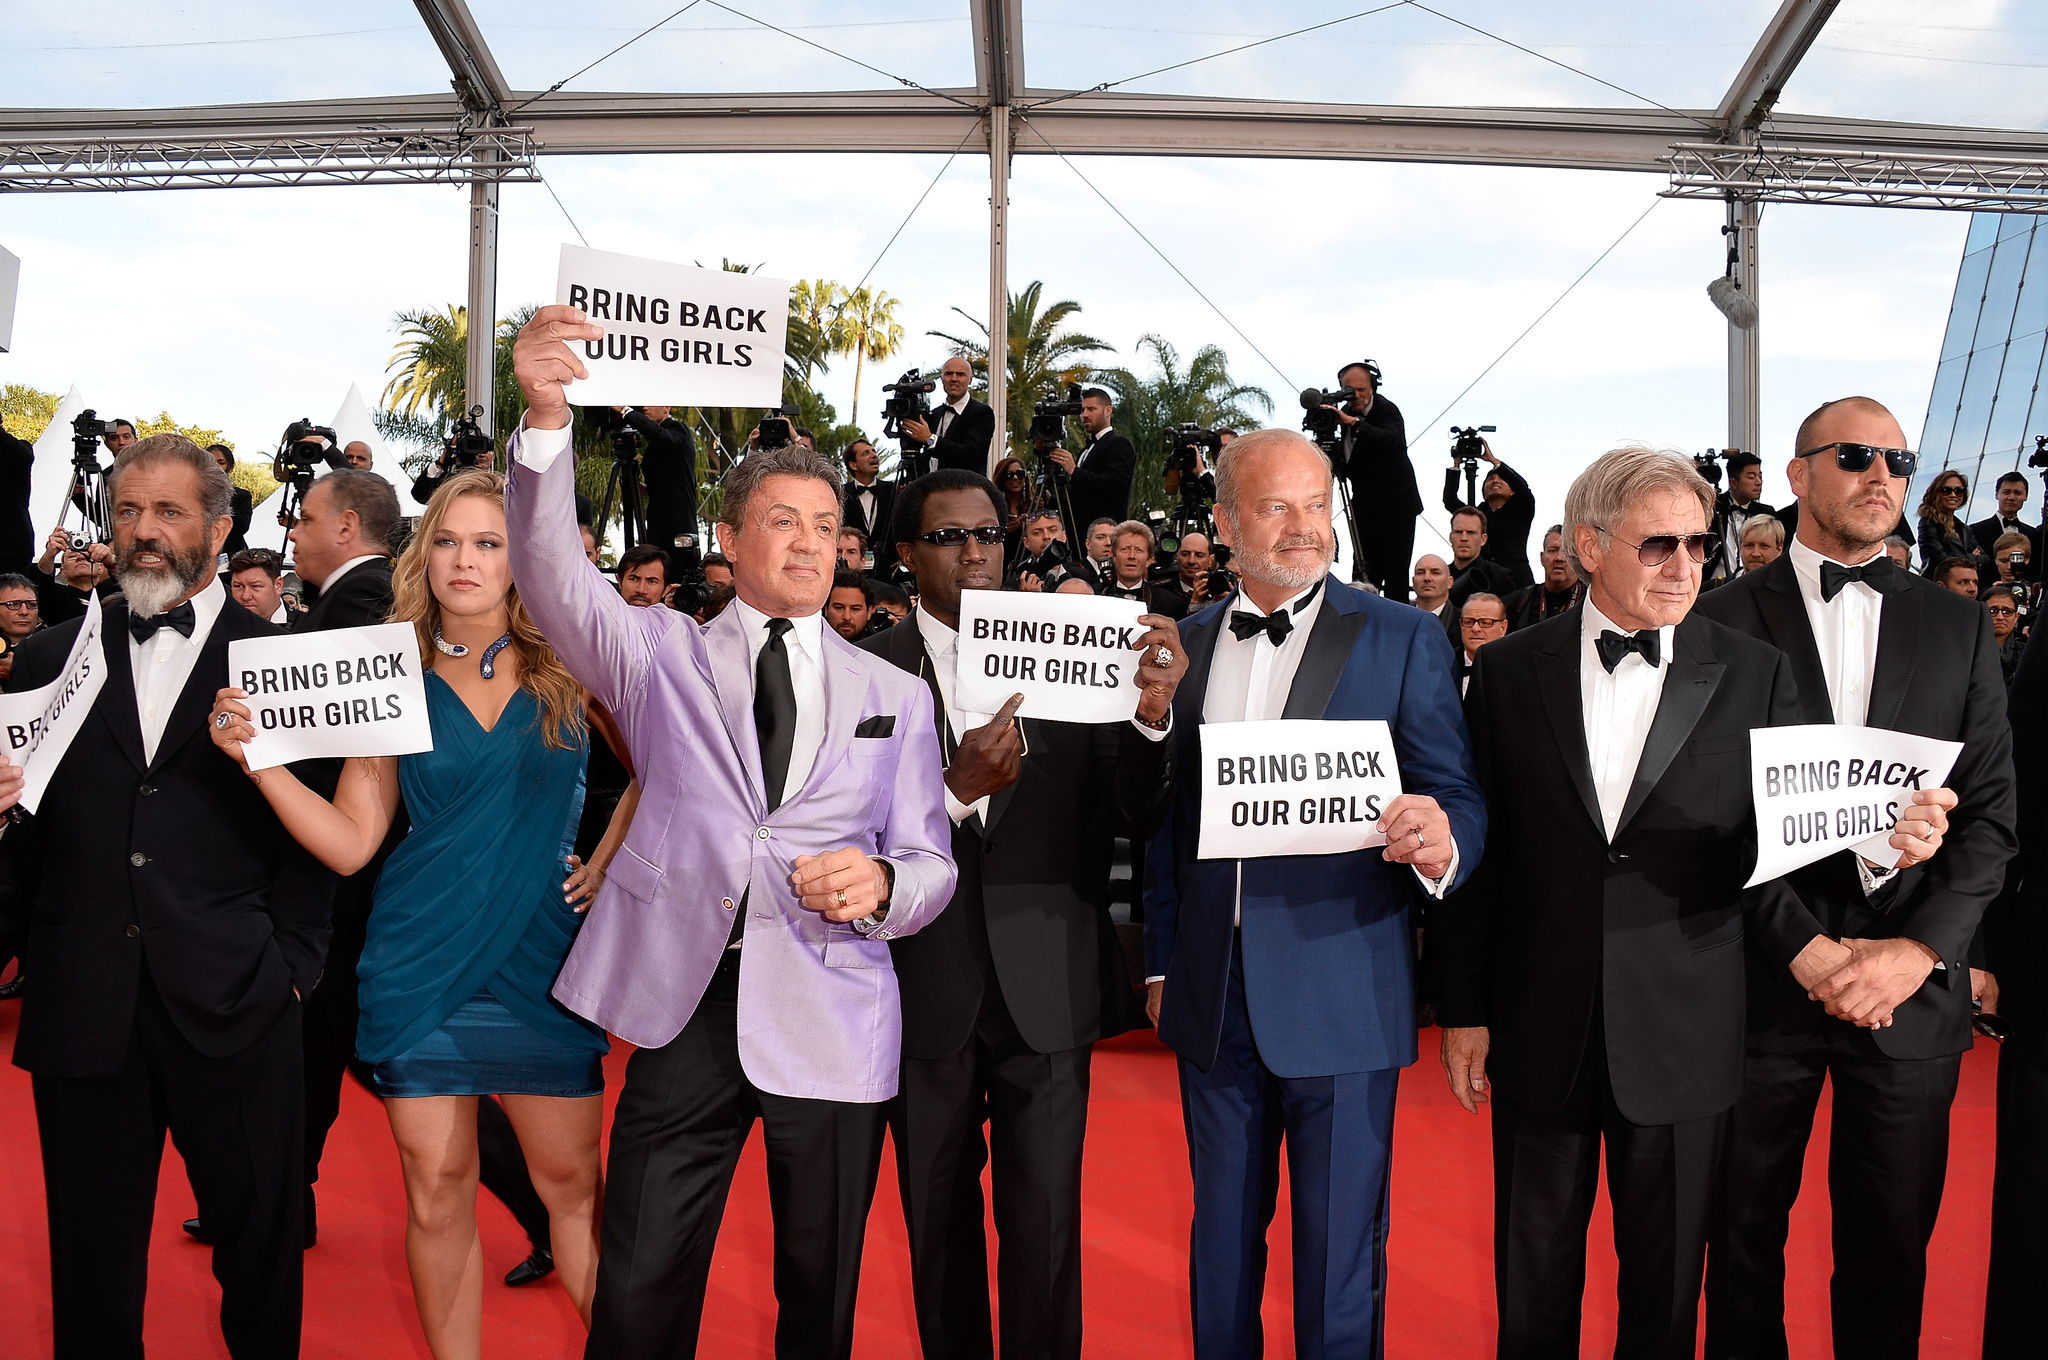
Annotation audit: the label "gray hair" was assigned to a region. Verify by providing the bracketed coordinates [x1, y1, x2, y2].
[717, 444, 844, 531]
[312, 468, 401, 551]
[1740, 513, 1785, 548]
[1561, 444, 1716, 579]
[110, 432, 234, 523]
[1883, 533, 1911, 552]
[1214, 427, 1331, 519]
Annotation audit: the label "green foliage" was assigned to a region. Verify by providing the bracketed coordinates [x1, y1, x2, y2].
[929, 281, 1114, 462]
[1098, 336, 1271, 518]
[135, 411, 229, 449]
[835, 286, 904, 418]
[0, 384, 60, 443]
[229, 462, 280, 502]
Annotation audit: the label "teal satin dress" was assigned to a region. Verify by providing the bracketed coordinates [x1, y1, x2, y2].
[356, 673, 607, 1097]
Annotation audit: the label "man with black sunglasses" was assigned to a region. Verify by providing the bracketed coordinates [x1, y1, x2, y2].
[1696, 395, 2016, 1360]
[865, 468, 1182, 1360]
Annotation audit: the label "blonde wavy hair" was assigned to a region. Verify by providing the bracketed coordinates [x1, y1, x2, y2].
[389, 467, 584, 750]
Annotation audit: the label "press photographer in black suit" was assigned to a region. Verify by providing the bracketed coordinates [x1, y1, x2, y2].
[1330, 361, 1420, 600]
[1045, 389, 1137, 536]
[902, 357, 997, 475]
[840, 436, 897, 547]
[611, 404, 700, 552]
[1441, 437, 1534, 588]
[5, 433, 338, 1359]
[0, 420, 35, 578]
[1437, 445, 1805, 1358]
[1695, 396, 2016, 1360]
[864, 468, 1182, 1360]
[1971, 469, 2040, 584]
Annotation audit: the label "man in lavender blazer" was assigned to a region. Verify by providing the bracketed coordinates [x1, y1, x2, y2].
[506, 305, 956, 1359]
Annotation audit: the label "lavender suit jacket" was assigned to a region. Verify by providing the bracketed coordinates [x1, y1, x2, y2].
[505, 433, 955, 1103]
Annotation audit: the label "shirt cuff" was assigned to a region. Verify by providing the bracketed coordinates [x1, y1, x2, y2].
[1413, 837, 1460, 900]
[513, 419, 575, 473]
[1131, 711, 1173, 741]
[1145, 975, 1164, 985]
[943, 786, 977, 826]
[1856, 855, 1898, 897]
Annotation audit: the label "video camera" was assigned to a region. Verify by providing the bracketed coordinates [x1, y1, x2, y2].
[1030, 383, 1085, 453]
[1299, 388, 1351, 459]
[69, 409, 113, 470]
[434, 406, 495, 473]
[1166, 422, 1220, 480]
[275, 418, 343, 480]
[667, 535, 713, 616]
[755, 402, 802, 452]
[880, 369, 935, 444]
[2029, 434, 2048, 470]
[1693, 447, 1725, 489]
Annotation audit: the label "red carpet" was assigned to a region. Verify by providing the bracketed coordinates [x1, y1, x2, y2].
[0, 1000, 1996, 1358]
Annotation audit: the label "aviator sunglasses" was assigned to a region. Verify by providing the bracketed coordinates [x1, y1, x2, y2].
[1592, 526, 1713, 567]
[1798, 442, 1919, 479]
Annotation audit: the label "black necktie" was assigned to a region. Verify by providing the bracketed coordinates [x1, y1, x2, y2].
[1818, 555, 1897, 602]
[128, 601, 196, 643]
[754, 617, 798, 811]
[1596, 628, 1661, 673]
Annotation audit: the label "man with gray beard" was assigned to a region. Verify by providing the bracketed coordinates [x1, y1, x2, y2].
[3, 432, 337, 1359]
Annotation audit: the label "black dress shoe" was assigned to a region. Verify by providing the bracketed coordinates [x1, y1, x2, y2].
[504, 1248, 554, 1287]
[183, 1218, 211, 1244]
[0, 974, 24, 1001]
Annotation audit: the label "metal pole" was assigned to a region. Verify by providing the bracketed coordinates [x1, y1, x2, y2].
[466, 172, 500, 438]
[1727, 195, 1761, 455]
[987, 104, 1010, 475]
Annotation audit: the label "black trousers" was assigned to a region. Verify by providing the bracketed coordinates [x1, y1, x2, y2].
[33, 965, 305, 1360]
[585, 950, 888, 1360]
[1983, 1029, 2047, 1358]
[1703, 1030, 1962, 1360]
[891, 976, 1093, 1360]
[1490, 1016, 1725, 1360]
[1353, 502, 1415, 603]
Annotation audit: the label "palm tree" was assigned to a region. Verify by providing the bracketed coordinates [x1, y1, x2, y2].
[382, 304, 468, 423]
[835, 286, 904, 419]
[929, 281, 1113, 460]
[1100, 335, 1272, 519]
[791, 278, 849, 387]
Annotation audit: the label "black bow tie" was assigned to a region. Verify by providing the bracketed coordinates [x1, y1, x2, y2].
[1818, 555, 1897, 603]
[1596, 628, 1661, 673]
[128, 601, 196, 643]
[1229, 609, 1292, 647]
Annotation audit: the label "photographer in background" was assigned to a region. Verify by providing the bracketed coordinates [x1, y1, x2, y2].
[1329, 361, 1419, 601]
[1442, 436, 1534, 588]
[1706, 451, 1776, 587]
[901, 357, 996, 474]
[341, 441, 374, 472]
[1008, 509, 1068, 592]
[0, 417, 36, 578]
[1048, 389, 1137, 535]
[409, 408, 495, 506]
[208, 445, 255, 556]
[617, 545, 672, 609]
[837, 527, 870, 572]
[1505, 525, 1582, 631]
[840, 436, 895, 547]
[1986, 583, 2027, 683]
[610, 405, 700, 553]
[36, 532, 114, 628]
[827, 567, 877, 640]
[62, 415, 135, 532]
[1445, 504, 1518, 609]
[1100, 520, 1187, 620]
[1159, 531, 1218, 615]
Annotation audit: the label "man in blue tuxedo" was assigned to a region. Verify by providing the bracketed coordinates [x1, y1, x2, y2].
[1145, 427, 1486, 1359]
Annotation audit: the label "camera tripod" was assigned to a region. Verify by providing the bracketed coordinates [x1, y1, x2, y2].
[594, 436, 649, 555]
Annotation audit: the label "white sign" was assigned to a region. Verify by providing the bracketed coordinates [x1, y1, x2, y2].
[954, 589, 1150, 724]
[0, 592, 109, 812]
[554, 244, 788, 408]
[1744, 723, 1964, 888]
[1199, 719, 1404, 860]
[228, 623, 433, 771]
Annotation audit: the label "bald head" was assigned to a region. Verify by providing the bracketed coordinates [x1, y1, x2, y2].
[1412, 553, 1451, 610]
[1794, 395, 1901, 457]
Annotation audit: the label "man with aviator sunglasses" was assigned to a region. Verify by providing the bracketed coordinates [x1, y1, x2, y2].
[1696, 396, 2016, 1360]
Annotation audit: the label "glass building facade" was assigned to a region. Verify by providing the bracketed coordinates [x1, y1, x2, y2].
[1921, 212, 2048, 524]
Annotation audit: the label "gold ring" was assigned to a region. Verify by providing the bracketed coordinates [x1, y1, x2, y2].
[836, 889, 847, 907]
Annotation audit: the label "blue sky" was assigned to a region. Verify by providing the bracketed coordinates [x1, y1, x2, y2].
[5, 0, 2042, 554]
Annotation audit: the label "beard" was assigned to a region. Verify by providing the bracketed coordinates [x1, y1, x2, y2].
[1237, 531, 1334, 591]
[117, 535, 213, 618]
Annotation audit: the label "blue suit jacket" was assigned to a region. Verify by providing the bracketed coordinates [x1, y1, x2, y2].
[1143, 580, 1485, 1078]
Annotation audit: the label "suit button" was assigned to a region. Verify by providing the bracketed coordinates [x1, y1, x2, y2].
[757, 827, 769, 840]
[1606, 849, 1626, 864]
[129, 852, 147, 867]
[722, 897, 736, 911]
[138, 784, 156, 796]
[125, 925, 140, 938]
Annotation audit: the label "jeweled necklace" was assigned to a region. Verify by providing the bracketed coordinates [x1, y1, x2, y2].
[434, 629, 515, 679]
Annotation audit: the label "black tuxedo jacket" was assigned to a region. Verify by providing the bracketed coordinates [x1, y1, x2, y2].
[841, 477, 899, 552]
[1694, 553, 2017, 1059]
[928, 398, 997, 475]
[1340, 396, 1421, 520]
[859, 611, 1170, 1057]
[1069, 430, 1137, 534]
[0, 426, 35, 566]
[8, 596, 338, 1078]
[293, 558, 392, 633]
[1436, 609, 1805, 1126]
[1986, 628, 2048, 1038]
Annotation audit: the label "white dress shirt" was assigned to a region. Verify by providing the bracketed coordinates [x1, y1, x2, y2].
[1198, 576, 1456, 940]
[850, 477, 879, 531]
[318, 553, 384, 595]
[1786, 535, 1883, 727]
[1578, 597, 1675, 843]
[132, 577, 228, 765]
[915, 604, 1168, 827]
[933, 393, 968, 442]
[731, 596, 827, 802]
[1079, 425, 1115, 468]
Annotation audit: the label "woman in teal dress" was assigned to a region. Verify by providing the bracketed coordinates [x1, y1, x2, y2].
[208, 469, 606, 1358]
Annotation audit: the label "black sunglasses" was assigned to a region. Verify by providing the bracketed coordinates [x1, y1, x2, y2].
[1595, 527, 1713, 567]
[1000, 469, 1026, 481]
[915, 526, 1005, 547]
[1799, 442, 1919, 479]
